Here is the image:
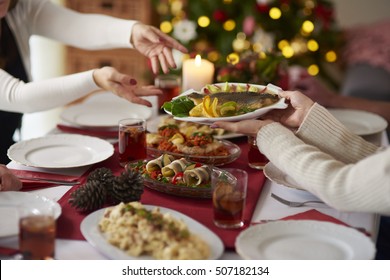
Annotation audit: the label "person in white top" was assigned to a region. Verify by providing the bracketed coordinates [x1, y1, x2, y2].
[0, 0, 187, 112]
[0, 0, 187, 165]
[212, 91, 390, 215]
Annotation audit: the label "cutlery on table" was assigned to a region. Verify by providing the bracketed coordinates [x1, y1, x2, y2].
[270, 193, 325, 207]
[253, 218, 367, 234]
[17, 176, 80, 186]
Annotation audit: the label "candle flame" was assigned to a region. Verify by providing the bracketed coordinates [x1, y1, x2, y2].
[195, 55, 202, 66]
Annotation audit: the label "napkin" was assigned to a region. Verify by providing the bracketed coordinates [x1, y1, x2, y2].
[10, 168, 85, 191]
[0, 246, 20, 257]
[57, 124, 118, 139]
[281, 209, 351, 224]
[255, 209, 370, 236]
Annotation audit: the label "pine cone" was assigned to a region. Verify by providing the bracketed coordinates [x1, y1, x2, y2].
[87, 167, 114, 190]
[69, 180, 107, 212]
[109, 169, 144, 203]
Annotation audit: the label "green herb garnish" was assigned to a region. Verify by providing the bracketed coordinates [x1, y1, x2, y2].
[162, 96, 195, 117]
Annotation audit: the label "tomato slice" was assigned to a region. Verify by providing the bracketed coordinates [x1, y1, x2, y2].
[171, 172, 184, 185]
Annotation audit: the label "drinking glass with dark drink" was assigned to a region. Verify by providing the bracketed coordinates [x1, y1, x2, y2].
[19, 204, 56, 260]
[154, 74, 181, 113]
[118, 118, 147, 167]
[212, 168, 248, 229]
[247, 135, 269, 170]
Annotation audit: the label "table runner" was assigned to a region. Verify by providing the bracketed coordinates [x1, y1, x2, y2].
[57, 137, 267, 249]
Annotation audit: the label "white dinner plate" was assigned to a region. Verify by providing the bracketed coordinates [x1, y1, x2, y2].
[0, 192, 61, 238]
[7, 134, 114, 168]
[61, 93, 152, 128]
[328, 109, 388, 136]
[80, 205, 224, 260]
[236, 220, 375, 260]
[165, 83, 288, 124]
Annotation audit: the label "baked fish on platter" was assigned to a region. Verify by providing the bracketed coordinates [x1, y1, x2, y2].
[163, 82, 287, 124]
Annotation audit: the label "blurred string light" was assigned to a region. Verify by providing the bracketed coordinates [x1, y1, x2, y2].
[307, 39, 319, 51]
[170, 0, 183, 14]
[208, 50, 220, 62]
[325, 50, 337, 62]
[227, 52, 240, 65]
[160, 21, 173, 33]
[252, 42, 263, 53]
[291, 38, 307, 54]
[307, 64, 319, 75]
[301, 20, 314, 34]
[278, 40, 289, 50]
[282, 45, 294, 58]
[233, 32, 250, 52]
[198, 16, 210, 28]
[303, 0, 315, 15]
[223, 20, 236, 31]
[269, 7, 282, 19]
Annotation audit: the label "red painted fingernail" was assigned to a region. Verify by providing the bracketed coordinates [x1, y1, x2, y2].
[130, 79, 137, 85]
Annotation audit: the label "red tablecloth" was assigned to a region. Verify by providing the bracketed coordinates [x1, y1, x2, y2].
[57, 137, 267, 249]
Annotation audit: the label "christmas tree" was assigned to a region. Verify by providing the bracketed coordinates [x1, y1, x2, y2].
[152, 0, 343, 86]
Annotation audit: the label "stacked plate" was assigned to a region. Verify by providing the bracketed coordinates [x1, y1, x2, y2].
[0, 192, 61, 237]
[7, 134, 114, 169]
[60, 92, 152, 129]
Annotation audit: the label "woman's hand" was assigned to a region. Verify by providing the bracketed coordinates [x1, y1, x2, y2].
[267, 90, 315, 129]
[131, 23, 188, 74]
[93, 66, 162, 107]
[0, 165, 22, 191]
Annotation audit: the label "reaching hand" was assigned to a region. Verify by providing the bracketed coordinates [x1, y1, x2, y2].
[266, 91, 315, 129]
[0, 165, 22, 191]
[131, 23, 188, 74]
[93, 66, 161, 107]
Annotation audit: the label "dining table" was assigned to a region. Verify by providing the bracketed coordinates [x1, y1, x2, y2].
[0, 111, 387, 260]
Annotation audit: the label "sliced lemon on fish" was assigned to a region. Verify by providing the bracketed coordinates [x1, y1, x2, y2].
[221, 81, 230, 92]
[202, 95, 214, 117]
[189, 103, 204, 117]
[210, 97, 220, 117]
[248, 85, 260, 92]
[205, 84, 221, 93]
[236, 84, 247, 92]
[220, 101, 237, 116]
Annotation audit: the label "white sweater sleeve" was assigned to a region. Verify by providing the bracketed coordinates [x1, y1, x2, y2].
[29, 0, 138, 49]
[0, 69, 100, 113]
[296, 104, 380, 163]
[257, 121, 390, 215]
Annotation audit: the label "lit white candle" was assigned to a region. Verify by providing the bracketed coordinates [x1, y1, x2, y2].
[182, 55, 215, 91]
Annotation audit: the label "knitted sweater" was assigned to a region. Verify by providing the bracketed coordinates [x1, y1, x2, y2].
[258, 103, 390, 215]
[1, 0, 138, 113]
